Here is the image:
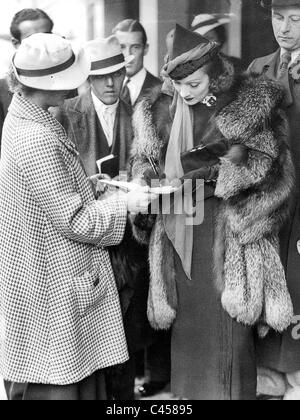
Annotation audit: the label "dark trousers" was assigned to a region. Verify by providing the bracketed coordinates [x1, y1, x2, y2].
[146, 331, 171, 383]
[4, 370, 106, 401]
[106, 356, 136, 400]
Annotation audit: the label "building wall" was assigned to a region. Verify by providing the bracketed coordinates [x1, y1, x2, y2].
[104, 0, 139, 36]
[242, 0, 277, 67]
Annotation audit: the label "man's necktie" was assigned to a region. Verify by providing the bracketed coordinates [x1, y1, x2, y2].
[278, 52, 292, 78]
[122, 79, 132, 106]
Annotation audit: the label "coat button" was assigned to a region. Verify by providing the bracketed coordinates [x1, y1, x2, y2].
[297, 240, 300, 255]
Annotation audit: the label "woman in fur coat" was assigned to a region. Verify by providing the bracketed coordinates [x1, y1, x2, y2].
[130, 24, 295, 400]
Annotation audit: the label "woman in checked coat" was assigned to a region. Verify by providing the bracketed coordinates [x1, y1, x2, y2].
[0, 33, 154, 401]
[130, 25, 295, 400]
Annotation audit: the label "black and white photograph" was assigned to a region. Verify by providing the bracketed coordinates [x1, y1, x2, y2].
[0, 0, 300, 403]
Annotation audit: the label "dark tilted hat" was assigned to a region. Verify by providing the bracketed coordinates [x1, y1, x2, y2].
[163, 24, 219, 81]
[261, 0, 300, 8]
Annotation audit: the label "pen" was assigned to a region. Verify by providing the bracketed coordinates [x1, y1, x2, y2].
[148, 156, 160, 178]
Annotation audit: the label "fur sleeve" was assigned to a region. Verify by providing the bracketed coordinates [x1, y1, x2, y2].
[220, 148, 294, 239]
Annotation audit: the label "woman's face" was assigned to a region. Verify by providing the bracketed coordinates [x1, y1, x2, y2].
[172, 68, 210, 106]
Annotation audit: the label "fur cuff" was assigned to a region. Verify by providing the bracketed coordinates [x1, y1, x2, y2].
[147, 216, 177, 330]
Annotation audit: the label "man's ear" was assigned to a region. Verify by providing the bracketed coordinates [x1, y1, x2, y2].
[143, 44, 149, 57]
[11, 38, 20, 49]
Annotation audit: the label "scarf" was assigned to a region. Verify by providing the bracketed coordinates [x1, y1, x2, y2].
[164, 94, 195, 280]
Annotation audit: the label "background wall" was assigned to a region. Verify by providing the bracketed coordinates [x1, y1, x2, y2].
[0, 0, 278, 77]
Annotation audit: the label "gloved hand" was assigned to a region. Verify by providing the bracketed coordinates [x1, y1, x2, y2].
[181, 165, 219, 182]
[143, 167, 166, 187]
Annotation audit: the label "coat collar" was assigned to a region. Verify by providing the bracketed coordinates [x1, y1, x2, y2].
[9, 93, 78, 155]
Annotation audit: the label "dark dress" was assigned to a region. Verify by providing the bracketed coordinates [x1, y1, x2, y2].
[169, 102, 257, 400]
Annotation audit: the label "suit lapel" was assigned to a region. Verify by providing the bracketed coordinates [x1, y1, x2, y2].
[113, 101, 133, 173]
[263, 50, 293, 107]
[68, 91, 101, 177]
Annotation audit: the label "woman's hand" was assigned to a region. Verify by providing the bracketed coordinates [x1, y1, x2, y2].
[89, 173, 112, 198]
[126, 187, 159, 215]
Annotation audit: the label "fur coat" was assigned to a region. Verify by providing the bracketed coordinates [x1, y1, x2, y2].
[130, 72, 295, 337]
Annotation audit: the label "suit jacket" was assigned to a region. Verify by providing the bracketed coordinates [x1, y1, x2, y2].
[54, 89, 133, 178]
[0, 93, 128, 385]
[249, 50, 300, 372]
[0, 78, 12, 148]
[122, 70, 162, 107]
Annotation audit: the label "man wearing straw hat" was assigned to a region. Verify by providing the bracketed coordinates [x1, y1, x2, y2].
[249, 0, 300, 400]
[191, 13, 243, 72]
[0, 33, 155, 400]
[54, 36, 133, 179]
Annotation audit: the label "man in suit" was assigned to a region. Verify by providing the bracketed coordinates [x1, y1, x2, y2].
[54, 36, 156, 400]
[0, 8, 54, 146]
[249, 0, 300, 400]
[54, 37, 132, 179]
[191, 13, 244, 73]
[112, 19, 162, 107]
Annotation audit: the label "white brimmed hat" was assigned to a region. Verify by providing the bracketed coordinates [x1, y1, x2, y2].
[86, 36, 133, 76]
[191, 14, 232, 36]
[12, 33, 91, 91]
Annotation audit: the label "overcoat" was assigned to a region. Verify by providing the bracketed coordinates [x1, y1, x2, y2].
[53, 89, 154, 353]
[121, 70, 162, 107]
[0, 93, 129, 385]
[249, 50, 300, 372]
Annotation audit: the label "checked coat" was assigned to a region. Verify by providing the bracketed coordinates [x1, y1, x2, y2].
[0, 93, 129, 385]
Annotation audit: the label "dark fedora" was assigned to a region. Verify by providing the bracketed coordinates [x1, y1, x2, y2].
[261, 0, 300, 8]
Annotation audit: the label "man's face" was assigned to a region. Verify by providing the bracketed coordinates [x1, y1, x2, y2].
[13, 18, 52, 48]
[115, 31, 148, 77]
[272, 7, 300, 51]
[89, 68, 126, 105]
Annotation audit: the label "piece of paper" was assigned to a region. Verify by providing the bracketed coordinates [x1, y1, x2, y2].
[98, 179, 179, 195]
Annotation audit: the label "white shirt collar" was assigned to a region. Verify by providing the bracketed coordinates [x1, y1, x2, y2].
[91, 91, 119, 114]
[125, 67, 147, 105]
[91, 91, 119, 148]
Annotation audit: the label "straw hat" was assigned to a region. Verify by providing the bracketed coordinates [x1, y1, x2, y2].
[12, 33, 90, 91]
[191, 14, 231, 36]
[85, 36, 134, 76]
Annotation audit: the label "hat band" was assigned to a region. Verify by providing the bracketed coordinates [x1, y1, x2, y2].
[91, 54, 125, 72]
[192, 18, 220, 32]
[15, 52, 76, 78]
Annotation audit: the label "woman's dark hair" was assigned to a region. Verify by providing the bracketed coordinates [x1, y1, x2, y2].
[169, 53, 234, 95]
[112, 19, 148, 46]
[10, 9, 54, 42]
[169, 50, 223, 82]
